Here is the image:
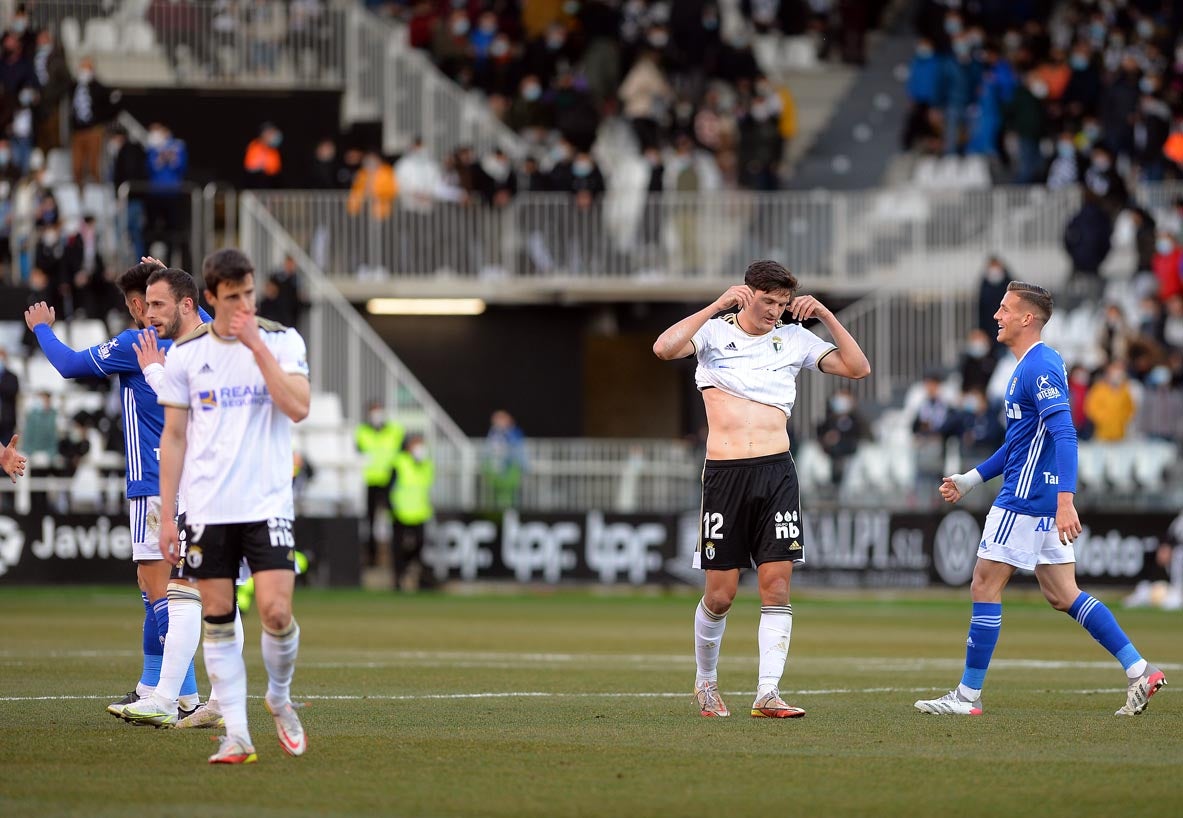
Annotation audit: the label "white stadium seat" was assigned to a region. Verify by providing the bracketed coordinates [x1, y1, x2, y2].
[305, 392, 344, 429]
[68, 319, 110, 351]
[1133, 440, 1177, 492]
[82, 18, 119, 53]
[121, 20, 158, 55]
[1076, 442, 1105, 490]
[1102, 442, 1139, 493]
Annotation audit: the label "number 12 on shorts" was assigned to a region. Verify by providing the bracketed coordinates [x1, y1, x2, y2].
[703, 512, 724, 539]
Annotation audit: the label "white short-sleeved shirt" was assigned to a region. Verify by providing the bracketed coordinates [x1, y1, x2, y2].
[692, 313, 836, 418]
[157, 319, 309, 525]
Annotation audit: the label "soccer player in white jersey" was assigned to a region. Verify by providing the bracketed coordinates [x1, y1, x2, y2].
[157, 248, 310, 764]
[915, 282, 1167, 717]
[120, 267, 241, 730]
[653, 260, 870, 718]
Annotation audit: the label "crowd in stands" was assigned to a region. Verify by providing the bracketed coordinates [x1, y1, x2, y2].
[361, 0, 892, 191]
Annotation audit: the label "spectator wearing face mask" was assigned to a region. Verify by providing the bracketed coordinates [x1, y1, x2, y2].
[243, 122, 283, 188]
[507, 74, 555, 140]
[1133, 76, 1170, 182]
[1138, 365, 1183, 443]
[69, 57, 121, 185]
[947, 388, 1005, 463]
[431, 9, 475, 81]
[1062, 43, 1100, 123]
[348, 149, 398, 219]
[1005, 71, 1048, 183]
[390, 433, 436, 591]
[976, 255, 1012, 338]
[817, 389, 867, 487]
[10, 82, 38, 175]
[959, 328, 998, 393]
[32, 30, 72, 154]
[618, 46, 673, 152]
[941, 34, 979, 156]
[1046, 129, 1085, 190]
[1084, 360, 1136, 442]
[1151, 231, 1183, 302]
[902, 37, 946, 152]
[1067, 364, 1094, 439]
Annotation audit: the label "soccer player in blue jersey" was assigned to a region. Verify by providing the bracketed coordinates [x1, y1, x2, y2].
[915, 282, 1167, 717]
[24, 261, 211, 718]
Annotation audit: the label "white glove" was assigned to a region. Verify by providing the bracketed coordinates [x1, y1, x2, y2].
[948, 469, 983, 497]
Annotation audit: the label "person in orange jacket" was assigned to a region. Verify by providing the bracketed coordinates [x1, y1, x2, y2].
[244, 122, 283, 188]
[348, 151, 399, 219]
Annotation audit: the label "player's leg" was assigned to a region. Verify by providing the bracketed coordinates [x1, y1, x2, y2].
[916, 508, 1017, 715]
[194, 525, 256, 763]
[249, 519, 306, 755]
[111, 498, 163, 716]
[750, 560, 805, 718]
[695, 568, 738, 717]
[1035, 561, 1167, 715]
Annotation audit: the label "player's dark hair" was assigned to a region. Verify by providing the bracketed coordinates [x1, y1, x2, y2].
[202, 248, 254, 297]
[1007, 281, 1054, 322]
[116, 261, 165, 298]
[147, 267, 199, 307]
[744, 259, 798, 296]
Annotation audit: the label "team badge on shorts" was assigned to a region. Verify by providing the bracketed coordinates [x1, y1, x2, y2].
[146, 510, 160, 535]
[705, 542, 716, 560]
[186, 546, 203, 569]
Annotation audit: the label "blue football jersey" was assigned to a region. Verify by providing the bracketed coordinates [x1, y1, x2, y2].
[85, 311, 211, 499]
[995, 342, 1073, 515]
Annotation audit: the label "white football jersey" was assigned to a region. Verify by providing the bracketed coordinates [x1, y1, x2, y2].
[157, 319, 309, 525]
[692, 313, 836, 418]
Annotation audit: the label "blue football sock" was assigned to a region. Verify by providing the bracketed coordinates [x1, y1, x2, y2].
[959, 602, 1002, 692]
[180, 661, 199, 698]
[140, 592, 162, 688]
[1067, 592, 1142, 671]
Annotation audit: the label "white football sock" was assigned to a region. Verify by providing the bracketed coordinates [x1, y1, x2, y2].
[694, 599, 727, 685]
[262, 618, 300, 707]
[203, 617, 251, 744]
[207, 606, 245, 711]
[150, 582, 203, 715]
[757, 605, 793, 695]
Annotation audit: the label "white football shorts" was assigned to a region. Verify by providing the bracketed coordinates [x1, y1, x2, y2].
[130, 495, 166, 562]
[978, 505, 1076, 571]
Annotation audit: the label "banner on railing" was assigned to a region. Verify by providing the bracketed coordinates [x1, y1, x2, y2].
[0, 513, 362, 586]
[425, 509, 1178, 588]
[1, 509, 1171, 588]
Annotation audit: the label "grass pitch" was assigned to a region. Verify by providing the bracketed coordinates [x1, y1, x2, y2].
[0, 586, 1178, 818]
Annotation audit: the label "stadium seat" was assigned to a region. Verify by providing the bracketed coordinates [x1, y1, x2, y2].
[61, 390, 106, 418]
[68, 319, 109, 351]
[60, 17, 81, 54]
[25, 356, 69, 394]
[82, 18, 120, 53]
[52, 184, 83, 226]
[121, 20, 158, 55]
[82, 183, 115, 222]
[0, 320, 23, 353]
[45, 149, 73, 185]
[1102, 442, 1139, 493]
[305, 392, 345, 429]
[794, 441, 832, 493]
[1133, 440, 1177, 492]
[1076, 442, 1105, 490]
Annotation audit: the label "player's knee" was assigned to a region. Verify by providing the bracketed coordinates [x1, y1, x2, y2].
[703, 591, 734, 616]
[759, 577, 791, 604]
[257, 598, 293, 633]
[1044, 589, 1076, 612]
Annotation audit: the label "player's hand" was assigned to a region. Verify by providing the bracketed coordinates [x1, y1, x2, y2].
[141, 255, 166, 268]
[1056, 496, 1082, 545]
[229, 308, 262, 350]
[160, 516, 181, 563]
[24, 301, 55, 330]
[939, 477, 963, 504]
[1, 435, 27, 483]
[132, 328, 166, 370]
[713, 285, 754, 312]
[787, 295, 832, 323]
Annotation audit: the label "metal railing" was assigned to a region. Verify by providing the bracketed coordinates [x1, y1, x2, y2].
[239, 191, 478, 507]
[28, 0, 349, 88]
[251, 184, 1161, 298]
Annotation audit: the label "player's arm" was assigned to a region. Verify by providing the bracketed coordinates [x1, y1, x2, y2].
[790, 295, 871, 379]
[232, 312, 310, 422]
[158, 406, 188, 561]
[940, 444, 1006, 504]
[1043, 407, 1082, 544]
[653, 285, 753, 360]
[132, 329, 168, 394]
[24, 302, 103, 379]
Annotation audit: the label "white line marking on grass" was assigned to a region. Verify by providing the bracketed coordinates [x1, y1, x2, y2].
[0, 685, 1133, 704]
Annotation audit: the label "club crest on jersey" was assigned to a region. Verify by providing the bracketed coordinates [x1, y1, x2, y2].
[1035, 373, 1062, 400]
[198, 390, 218, 411]
[97, 338, 119, 359]
[772, 335, 783, 352]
